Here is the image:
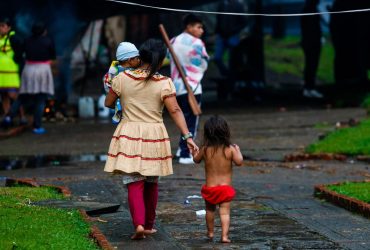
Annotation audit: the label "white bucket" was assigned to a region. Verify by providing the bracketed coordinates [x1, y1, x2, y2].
[78, 97, 95, 118]
[97, 94, 110, 118]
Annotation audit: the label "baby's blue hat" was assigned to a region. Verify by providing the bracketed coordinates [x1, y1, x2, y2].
[116, 42, 139, 61]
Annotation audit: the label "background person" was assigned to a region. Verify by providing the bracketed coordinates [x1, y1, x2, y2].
[17, 21, 56, 134]
[169, 14, 209, 164]
[0, 17, 23, 124]
[301, 0, 324, 98]
[214, 0, 247, 77]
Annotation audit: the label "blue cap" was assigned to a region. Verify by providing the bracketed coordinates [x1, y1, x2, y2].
[116, 42, 139, 61]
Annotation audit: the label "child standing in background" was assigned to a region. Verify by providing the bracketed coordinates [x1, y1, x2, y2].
[170, 14, 209, 164]
[103, 42, 141, 124]
[192, 115, 243, 243]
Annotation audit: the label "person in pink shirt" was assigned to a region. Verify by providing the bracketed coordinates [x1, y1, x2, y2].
[170, 14, 209, 164]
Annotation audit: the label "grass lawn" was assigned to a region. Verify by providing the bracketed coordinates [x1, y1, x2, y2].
[307, 118, 370, 156]
[362, 93, 370, 111]
[0, 186, 98, 250]
[264, 35, 334, 84]
[327, 182, 370, 204]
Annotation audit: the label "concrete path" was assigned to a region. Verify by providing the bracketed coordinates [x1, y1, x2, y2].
[1, 106, 369, 249]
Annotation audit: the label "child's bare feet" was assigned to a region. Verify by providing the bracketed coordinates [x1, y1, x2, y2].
[143, 229, 157, 235]
[207, 232, 214, 240]
[131, 225, 145, 240]
[221, 237, 231, 243]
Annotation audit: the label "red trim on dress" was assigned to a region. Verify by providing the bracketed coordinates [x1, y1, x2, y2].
[112, 134, 170, 142]
[163, 93, 176, 100]
[123, 71, 168, 81]
[108, 152, 172, 161]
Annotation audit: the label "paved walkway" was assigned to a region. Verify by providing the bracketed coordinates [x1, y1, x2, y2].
[1, 106, 369, 249]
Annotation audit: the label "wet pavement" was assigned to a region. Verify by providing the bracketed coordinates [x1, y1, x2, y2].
[1, 105, 370, 249]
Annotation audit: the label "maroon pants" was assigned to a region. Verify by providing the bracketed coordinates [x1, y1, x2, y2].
[127, 180, 158, 230]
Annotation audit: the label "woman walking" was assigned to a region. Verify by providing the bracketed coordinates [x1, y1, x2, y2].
[104, 39, 198, 239]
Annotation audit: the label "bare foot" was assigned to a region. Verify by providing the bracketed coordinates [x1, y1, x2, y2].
[131, 225, 145, 240]
[221, 237, 231, 243]
[144, 229, 157, 235]
[207, 232, 214, 240]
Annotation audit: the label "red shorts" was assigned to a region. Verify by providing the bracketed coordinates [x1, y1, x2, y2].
[201, 185, 236, 205]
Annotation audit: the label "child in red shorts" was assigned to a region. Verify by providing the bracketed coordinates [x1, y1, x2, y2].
[192, 115, 243, 243]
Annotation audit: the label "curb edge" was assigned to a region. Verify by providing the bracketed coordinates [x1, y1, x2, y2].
[5, 178, 113, 250]
[314, 180, 370, 218]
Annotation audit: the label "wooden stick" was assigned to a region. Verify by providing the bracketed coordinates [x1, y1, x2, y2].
[159, 24, 202, 116]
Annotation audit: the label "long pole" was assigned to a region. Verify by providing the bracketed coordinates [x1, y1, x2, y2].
[159, 24, 202, 116]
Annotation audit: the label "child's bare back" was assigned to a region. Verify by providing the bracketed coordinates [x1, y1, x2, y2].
[198, 145, 243, 187]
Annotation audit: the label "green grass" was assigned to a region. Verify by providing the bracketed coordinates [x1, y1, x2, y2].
[362, 93, 370, 110]
[0, 185, 65, 201]
[264, 35, 334, 84]
[307, 118, 370, 156]
[0, 186, 98, 250]
[327, 182, 370, 203]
